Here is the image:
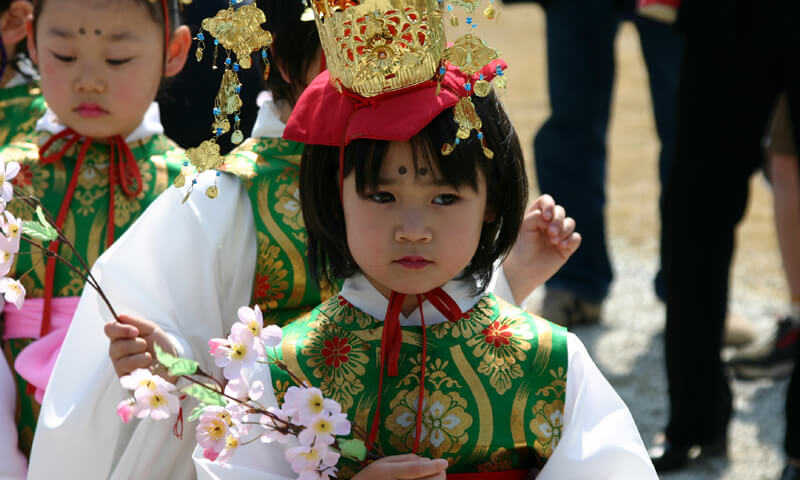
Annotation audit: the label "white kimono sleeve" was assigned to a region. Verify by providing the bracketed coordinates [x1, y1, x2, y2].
[0, 354, 27, 480]
[194, 334, 656, 480]
[538, 333, 657, 479]
[27, 172, 258, 480]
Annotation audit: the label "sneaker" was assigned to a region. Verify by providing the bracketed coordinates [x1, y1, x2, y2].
[539, 289, 601, 328]
[727, 316, 799, 380]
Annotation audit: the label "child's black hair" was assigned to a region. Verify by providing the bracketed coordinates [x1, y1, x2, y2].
[257, 0, 320, 106]
[33, 0, 181, 37]
[300, 91, 528, 292]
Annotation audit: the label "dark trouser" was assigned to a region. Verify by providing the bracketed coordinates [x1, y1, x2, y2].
[533, 0, 682, 303]
[662, 0, 800, 446]
[788, 336, 800, 458]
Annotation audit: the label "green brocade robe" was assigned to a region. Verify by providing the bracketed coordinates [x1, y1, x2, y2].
[0, 129, 183, 456]
[0, 83, 46, 146]
[270, 293, 569, 478]
[223, 137, 332, 326]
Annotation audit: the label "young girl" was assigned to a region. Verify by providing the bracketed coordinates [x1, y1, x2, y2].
[0, 0, 190, 471]
[195, 2, 655, 478]
[33, 1, 581, 478]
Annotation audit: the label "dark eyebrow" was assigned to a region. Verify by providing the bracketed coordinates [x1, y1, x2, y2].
[109, 31, 141, 42]
[47, 28, 74, 39]
[47, 28, 140, 42]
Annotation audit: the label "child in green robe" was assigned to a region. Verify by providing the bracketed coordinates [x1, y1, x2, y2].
[0, 0, 191, 466]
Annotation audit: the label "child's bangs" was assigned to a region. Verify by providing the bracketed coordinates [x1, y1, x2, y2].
[345, 109, 488, 195]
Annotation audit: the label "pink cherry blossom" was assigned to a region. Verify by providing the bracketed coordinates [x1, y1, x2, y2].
[116, 399, 135, 424]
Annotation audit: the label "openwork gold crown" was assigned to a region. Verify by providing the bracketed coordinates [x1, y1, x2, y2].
[310, 0, 447, 97]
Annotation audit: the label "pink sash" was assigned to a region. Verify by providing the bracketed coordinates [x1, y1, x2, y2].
[3, 297, 80, 403]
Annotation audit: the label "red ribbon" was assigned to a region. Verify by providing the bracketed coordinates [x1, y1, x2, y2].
[367, 288, 462, 454]
[37, 128, 143, 339]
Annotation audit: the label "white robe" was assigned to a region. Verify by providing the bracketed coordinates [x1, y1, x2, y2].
[25, 98, 514, 480]
[26, 105, 254, 480]
[193, 276, 657, 480]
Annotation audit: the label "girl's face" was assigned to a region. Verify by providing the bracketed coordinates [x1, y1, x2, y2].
[342, 141, 491, 299]
[29, 0, 177, 139]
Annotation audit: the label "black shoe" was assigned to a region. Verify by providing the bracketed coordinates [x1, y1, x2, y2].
[648, 435, 727, 473]
[728, 316, 800, 379]
[782, 464, 800, 480]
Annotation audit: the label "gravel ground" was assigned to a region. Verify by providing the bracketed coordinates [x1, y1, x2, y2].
[526, 237, 791, 480]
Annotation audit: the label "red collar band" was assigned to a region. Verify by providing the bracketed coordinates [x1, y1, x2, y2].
[367, 288, 462, 453]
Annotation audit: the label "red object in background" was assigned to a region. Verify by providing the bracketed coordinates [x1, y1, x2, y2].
[637, 0, 680, 24]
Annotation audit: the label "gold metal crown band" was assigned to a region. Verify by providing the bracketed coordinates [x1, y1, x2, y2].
[310, 0, 447, 98]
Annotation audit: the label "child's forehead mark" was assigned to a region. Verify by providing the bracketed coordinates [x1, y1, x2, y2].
[79, 27, 86, 35]
[398, 166, 408, 175]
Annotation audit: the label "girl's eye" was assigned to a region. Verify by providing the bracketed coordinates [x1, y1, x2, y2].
[368, 191, 394, 203]
[52, 52, 76, 63]
[433, 194, 459, 206]
[107, 58, 133, 66]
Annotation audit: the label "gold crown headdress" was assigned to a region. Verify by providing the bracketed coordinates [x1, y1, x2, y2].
[175, 0, 274, 200]
[293, 0, 506, 159]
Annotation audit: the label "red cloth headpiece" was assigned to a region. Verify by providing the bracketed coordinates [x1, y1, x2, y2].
[284, 59, 508, 147]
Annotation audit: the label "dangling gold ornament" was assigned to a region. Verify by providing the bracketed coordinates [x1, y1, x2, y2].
[179, 1, 274, 201]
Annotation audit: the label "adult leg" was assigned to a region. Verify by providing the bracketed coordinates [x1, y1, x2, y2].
[634, 15, 682, 302]
[655, 4, 781, 471]
[533, 0, 620, 305]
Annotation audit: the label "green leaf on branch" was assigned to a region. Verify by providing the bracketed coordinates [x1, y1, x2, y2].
[188, 404, 207, 422]
[22, 207, 58, 242]
[182, 383, 226, 407]
[339, 438, 367, 461]
[153, 343, 198, 377]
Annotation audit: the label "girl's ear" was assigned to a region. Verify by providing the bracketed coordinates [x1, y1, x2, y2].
[1, 0, 33, 48]
[25, 17, 37, 65]
[163, 25, 192, 78]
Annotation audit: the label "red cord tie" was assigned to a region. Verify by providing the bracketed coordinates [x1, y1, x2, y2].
[367, 288, 462, 454]
[37, 128, 143, 338]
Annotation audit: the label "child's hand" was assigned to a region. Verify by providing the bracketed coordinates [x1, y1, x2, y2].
[503, 194, 582, 303]
[353, 454, 448, 480]
[104, 314, 178, 381]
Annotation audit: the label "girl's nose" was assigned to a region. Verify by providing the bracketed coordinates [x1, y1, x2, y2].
[75, 72, 105, 94]
[395, 212, 432, 243]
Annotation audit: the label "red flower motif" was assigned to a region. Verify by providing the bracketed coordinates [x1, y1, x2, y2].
[12, 164, 33, 188]
[254, 275, 285, 302]
[482, 321, 513, 348]
[321, 336, 352, 368]
[338, 296, 356, 308]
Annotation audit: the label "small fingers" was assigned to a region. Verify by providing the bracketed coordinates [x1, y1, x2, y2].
[108, 337, 149, 361]
[117, 314, 156, 337]
[394, 458, 448, 479]
[553, 217, 576, 243]
[104, 321, 139, 341]
[560, 232, 582, 253]
[112, 352, 152, 378]
[547, 205, 566, 237]
[531, 194, 555, 221]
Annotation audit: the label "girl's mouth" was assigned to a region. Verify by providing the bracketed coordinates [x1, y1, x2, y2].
[75, 103, 108, 118]
[395, 256, 432, 270]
